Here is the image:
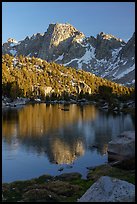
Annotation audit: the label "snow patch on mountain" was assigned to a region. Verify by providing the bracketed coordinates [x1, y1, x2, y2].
[10, 49, 17, 56]
[2, 23, 135, 86]
[75, 37, 87, 47]
[111, 47, 122, 61]
[63, 58, 79, 67]
[63, 44, 96, 69]
[55, 53, 64, 61]
[81, 45, 96, 61]
[114, 64, 135, 79]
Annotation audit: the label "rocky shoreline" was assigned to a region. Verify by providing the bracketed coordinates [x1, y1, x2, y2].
[2, 96, 135, 116]
[2, 163, 135, 202]
[2, 96, 135, 202]
[2, 131, 135, 202]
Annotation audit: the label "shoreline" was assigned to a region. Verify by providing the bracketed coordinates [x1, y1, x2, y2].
[2, 97, 135, 201]
[2, 162, 135, 202]
[2, 96, 135, 116]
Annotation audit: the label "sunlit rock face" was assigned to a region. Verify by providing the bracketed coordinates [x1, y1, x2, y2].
[7, 38, 18, 43]
[2, 23, 135, 86]
[38, 23, 85, 62]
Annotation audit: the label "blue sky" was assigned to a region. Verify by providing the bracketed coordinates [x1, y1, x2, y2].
[2, 2, 135, 43]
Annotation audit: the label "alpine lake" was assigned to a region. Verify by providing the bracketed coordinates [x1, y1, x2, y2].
[2, 103, 135, 183]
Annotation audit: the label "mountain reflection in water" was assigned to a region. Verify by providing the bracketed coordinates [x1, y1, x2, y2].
[3, 104, 97, 164]
[2, 104, 135, 182]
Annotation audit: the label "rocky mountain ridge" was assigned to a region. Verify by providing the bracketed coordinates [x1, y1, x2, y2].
[2, 23, 135, 86]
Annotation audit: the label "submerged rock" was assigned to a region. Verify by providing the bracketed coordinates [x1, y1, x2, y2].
[77, 176, 135, 202]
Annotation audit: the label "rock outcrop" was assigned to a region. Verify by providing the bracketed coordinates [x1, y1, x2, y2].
[2, 96, 30, 108]
[2, 23, 135, 86]
[78, 176, 135, 202]
[38, 23, 85, 62]
[95, 32, 125, 60]
[107, 131, 135, 162]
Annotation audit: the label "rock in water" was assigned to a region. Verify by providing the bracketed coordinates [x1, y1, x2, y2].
[107, 131, 135, 162]
[77, 176, 135, 202]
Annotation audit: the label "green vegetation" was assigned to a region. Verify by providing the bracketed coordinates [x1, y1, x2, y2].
[87, 164, 135, 185]
[2, 55, 135, 202]
[2, 165, 135, 202]
[2, 54, 134, 101]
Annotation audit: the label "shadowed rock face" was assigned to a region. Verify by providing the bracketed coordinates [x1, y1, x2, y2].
[2, 23, 135, 86]
[107, 131, 135, 162]
[38, 23, 85, 61]
[95, 32, 125, 60]
[119, 32, 135, 59]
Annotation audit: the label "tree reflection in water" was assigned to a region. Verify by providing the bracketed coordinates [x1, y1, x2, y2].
[2, 104, 134, 165]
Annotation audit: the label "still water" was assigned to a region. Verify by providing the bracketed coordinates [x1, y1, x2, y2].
[2, 103, 135, 183]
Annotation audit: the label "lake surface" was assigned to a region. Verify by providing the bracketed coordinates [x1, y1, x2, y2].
[2, 103, 135, 183]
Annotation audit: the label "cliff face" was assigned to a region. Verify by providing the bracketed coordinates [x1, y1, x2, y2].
[38, 23, 85, 61]
[2, 23, 135, 86]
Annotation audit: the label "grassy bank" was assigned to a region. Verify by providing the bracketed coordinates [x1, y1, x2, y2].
[2, 164, 135, 202]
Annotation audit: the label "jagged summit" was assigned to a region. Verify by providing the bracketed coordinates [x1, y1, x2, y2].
[98, 32, 124, 42]
[37, 22, 85, 61]
[7, 38, 18, 43]
[47, 22, 83, 32]
[45, 22, 85, 46]
[2, 23, 135, 86]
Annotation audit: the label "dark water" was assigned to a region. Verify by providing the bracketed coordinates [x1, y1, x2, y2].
[2, 103, 135, 183]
